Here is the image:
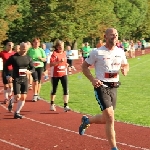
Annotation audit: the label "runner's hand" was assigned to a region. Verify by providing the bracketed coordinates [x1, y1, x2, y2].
[25, 70, 32, 75]
[6, 76, 14, 83]
[60, 58, 64, 62]
[121, 64, 129, 76]
[91, 78, 103, 88]
[38, 57, 42, 60]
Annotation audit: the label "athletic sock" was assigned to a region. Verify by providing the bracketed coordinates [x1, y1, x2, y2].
[8, 88, 13, 97]
[64, 103, 67, 108]
[10, 97, 15, 106]
[112, 147, 118, 150]
[51, 101, 54, 105]
[16, 100, 25, 113]
[4, 90, 8, 99]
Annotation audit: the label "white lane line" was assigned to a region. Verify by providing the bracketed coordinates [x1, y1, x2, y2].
[0, 139, 30, 150]
[0, 104, 149, 150]
[0, 88, 3, 93]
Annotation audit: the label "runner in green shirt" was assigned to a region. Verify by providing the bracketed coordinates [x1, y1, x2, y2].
[82, 42, 91, 60]
[140, 38, 146, 50]
[27, 38, 46, 102]
[122, 40, 129, 52]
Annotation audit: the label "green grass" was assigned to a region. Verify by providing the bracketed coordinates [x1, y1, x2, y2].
[40, 54, 150, 127]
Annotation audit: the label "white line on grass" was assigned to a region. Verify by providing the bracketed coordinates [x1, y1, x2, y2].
[0, 139, 30, 150]
[0, 104, 149, 150]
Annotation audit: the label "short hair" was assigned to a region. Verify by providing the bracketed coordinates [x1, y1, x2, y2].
[105, 28, 117, 35]
[32, 38, 40, 43]
[20, 42, 28, 47]
[53, 39, 64, 50]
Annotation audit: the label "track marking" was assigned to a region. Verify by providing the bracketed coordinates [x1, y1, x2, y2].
[0, 139, 30, 150]
[0, 59, 150, 150]
[0, 104, 149, 150]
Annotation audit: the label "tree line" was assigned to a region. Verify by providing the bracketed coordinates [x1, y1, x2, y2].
[0, 0, 149, 48]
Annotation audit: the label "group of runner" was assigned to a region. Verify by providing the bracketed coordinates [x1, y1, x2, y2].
[0, 30, 130, 150]
[0, 38, 76, 118]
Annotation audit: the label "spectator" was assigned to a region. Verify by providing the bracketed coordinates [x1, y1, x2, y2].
[82, 42, 91, 60]
[129, 40, 135, 58]
[66, 45, 76, 75]
[141, 38, 146, 54]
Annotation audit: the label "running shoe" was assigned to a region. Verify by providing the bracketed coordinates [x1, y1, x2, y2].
[71, 66, 76, 71]
[37, 95, 41, 100]
[50, 104, 56, 111]
[14, 112, 23, 119]
[3, 99, 8, 104]
[64, 106, 71, 112]
[8, 99, 13, 112]
[44, 75, 49, 80]
[79, 115, 90, 135]
[32, 95, 38, 102]
[29, 84, 33, 90]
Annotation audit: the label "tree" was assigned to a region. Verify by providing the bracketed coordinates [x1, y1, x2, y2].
[0, 0, 21, 44]
[112, 0, 148, 39]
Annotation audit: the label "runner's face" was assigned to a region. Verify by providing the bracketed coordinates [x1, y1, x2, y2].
[6, 42, 14, 51]
[32, 40, 40, 48]
[15, 45, 20, 52]
[105, 29, 118, 46]
[42, 44, 46, 50]
[57, 44, 63, 52]
[20, 44, 28, 53]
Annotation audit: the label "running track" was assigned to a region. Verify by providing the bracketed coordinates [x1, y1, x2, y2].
[0, 50, 150, 150]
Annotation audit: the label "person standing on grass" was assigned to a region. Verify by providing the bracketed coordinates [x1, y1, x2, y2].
[78, 28, 129, 150]
[4, 42, 35, 119]
[66, 45, 76, 75]
[82, 42, 91, 60]
[49, 40, 70, 112]
[140, 38, 146, 55]
[27, 38, 46, 102]
[0, 41, 15, 104]
[129, 40, 135, 58]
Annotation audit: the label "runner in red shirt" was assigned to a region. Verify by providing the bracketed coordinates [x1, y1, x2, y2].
[0, 42, 15, 104]
[50, 40, 70, 112]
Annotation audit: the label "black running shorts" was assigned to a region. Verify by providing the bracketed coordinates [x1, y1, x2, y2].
[13, 78, 28, 95]
[2, 70, 13, 85]
[94, 86, 117, 111]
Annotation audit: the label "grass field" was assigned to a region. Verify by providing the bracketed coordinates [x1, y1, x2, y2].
[40, 54, 150, 127]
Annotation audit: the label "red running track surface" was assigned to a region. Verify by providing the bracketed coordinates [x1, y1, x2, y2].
[0, 50, 150, 150]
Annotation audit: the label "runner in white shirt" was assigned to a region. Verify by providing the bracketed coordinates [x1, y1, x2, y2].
[78, 28, 129, 150]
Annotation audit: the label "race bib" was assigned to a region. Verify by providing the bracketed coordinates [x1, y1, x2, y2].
[33, 61, 41, 67]
[19, 69, 27, 76]
[104, 72, 118, 78]
[58, 66, 65, 70]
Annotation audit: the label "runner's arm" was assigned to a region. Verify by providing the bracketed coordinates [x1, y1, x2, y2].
[120, 63, 129, 76]
[82, 61, 94, 82]
[28, 57, 35, 73]
[3, 56, 13, 76]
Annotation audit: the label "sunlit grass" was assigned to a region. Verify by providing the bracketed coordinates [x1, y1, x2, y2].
[40, 54, 150, 126]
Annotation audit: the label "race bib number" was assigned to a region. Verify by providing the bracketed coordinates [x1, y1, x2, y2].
[19, 69, 27, 76]
[33, 61, 41, 67]
[104, 72, 118, 78]
[58, 66, 65, 70]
